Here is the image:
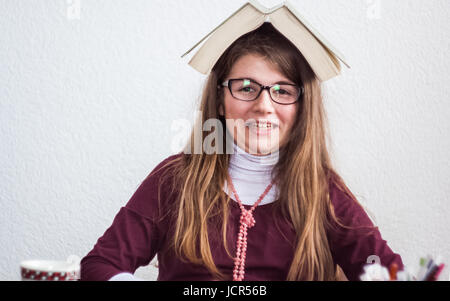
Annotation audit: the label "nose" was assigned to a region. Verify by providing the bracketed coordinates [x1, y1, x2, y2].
[253, 88, 275, 113]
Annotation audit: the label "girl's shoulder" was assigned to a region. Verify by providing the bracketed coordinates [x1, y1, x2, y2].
[124, 152, 185, 221]
[327, 171, 373, 228]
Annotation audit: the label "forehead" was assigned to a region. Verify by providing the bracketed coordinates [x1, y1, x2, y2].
[228, 53, 294, 85]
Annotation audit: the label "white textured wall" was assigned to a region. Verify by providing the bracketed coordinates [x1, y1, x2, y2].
[1, 0, 449, 281]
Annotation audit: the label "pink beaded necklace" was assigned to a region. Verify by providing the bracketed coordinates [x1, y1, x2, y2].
[226, 172, 274, 281]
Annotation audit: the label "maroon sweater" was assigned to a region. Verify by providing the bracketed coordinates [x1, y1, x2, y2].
[80, 153, 403, 281]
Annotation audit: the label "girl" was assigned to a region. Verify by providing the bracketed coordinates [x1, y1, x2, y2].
[80, 22, 403, 281]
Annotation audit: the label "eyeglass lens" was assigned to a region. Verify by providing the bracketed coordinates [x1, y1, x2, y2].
[229, 79, 300, 104]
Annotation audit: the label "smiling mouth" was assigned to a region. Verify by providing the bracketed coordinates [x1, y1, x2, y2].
[245, 120, 279, 129]
[245, 123, 279, 138]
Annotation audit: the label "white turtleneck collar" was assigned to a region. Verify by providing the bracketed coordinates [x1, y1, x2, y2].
[223, 141, 279, 206]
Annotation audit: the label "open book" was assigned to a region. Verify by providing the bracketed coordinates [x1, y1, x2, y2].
[181, 0, 350, 82]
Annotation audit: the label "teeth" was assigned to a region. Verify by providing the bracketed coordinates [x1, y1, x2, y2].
[246, 121, 278, 129]
[251, 122, 273, 128]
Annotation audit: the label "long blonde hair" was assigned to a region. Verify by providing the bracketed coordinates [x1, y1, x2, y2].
[149, 23, 367, 280]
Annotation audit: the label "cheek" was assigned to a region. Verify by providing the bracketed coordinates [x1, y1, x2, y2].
[279, 106, 299, 130]
[223, 96, 247, 118]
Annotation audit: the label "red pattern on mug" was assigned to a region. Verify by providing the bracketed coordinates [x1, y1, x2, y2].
[21, 267, 79, 281]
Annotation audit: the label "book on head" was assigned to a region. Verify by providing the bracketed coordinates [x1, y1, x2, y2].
[181, 0, 350, 82]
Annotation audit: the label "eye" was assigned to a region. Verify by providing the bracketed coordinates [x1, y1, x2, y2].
[272, 85, 297, 96]
[277, 89, 290, 95]
[273, 87, 290, 95]
[240, 87, 255, 93]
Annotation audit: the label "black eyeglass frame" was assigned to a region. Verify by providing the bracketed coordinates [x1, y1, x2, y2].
[217, 78, 304, 105]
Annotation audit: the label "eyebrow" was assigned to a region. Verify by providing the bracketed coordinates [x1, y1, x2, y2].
[236, 77, 296, 86]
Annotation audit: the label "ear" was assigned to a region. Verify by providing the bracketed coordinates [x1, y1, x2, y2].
[219, 103, 224, 117]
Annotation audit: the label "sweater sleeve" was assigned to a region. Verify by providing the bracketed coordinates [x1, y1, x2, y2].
[327, 181, 404, 281]
[80, 154, 180, 281]
[79, 206, 161, 281]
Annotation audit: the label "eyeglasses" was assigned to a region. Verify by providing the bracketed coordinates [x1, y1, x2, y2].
[218, 78, 303, 105]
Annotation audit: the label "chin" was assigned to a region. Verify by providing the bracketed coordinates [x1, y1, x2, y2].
[246, 142, 279, 156]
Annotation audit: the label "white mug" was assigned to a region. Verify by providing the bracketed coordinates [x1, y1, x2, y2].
[20, 255, 80, 281]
